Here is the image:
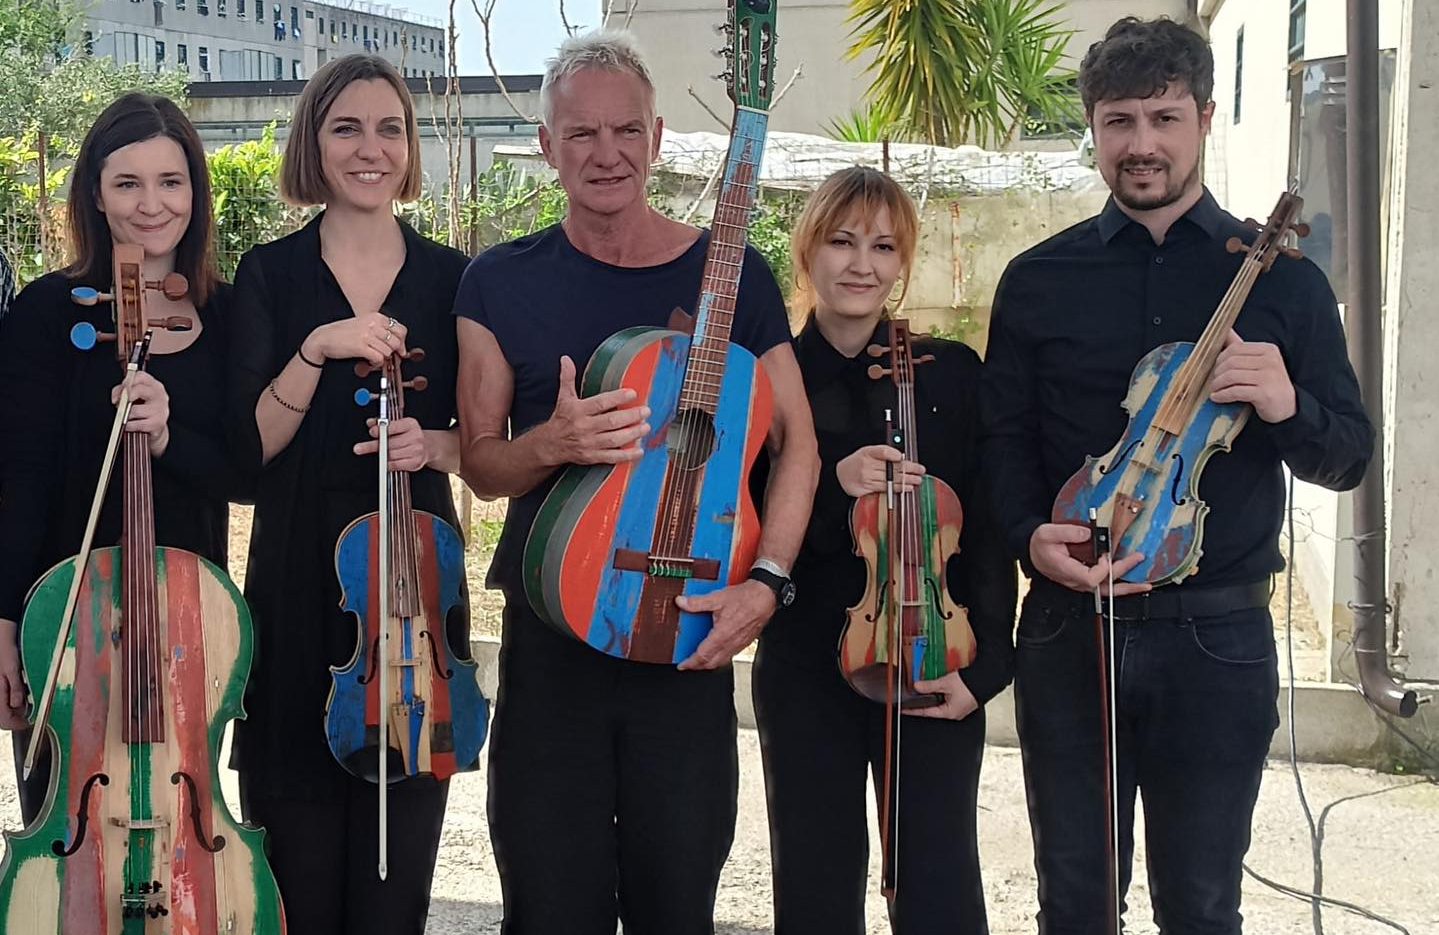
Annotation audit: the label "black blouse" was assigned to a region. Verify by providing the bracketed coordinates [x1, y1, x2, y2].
[226, 214, 470, 798]
[754, 318, 1017, 705]
[0, 272, 239, 624]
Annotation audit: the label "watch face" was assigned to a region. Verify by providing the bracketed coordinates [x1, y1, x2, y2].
[780, 582, 796, 607]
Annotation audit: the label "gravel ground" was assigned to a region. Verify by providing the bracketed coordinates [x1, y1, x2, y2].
[3, 733, 1436, 934]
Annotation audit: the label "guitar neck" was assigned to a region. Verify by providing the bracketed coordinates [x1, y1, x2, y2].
[680, 106, 770, 413]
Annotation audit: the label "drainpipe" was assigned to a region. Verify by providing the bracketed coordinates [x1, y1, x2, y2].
[1346, 0, 1418, 717]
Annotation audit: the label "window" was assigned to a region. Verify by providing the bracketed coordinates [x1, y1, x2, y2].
[342, 21, 347, 37]
[198, 45, 210, 76]
[256, 2, 262, 20]
[83, 30, 94, 54]
[237, 0, 245, 14]
[217, 0, 226, 16]
[197, 0, 208, 14]
[362, 24, 368, 42]
[318, 16, 324, 34]
[1289, 0, 1307, 65]
[156, 40, 165, 64]
[291, 6, 299, 32]
[176, 0, 185, 10]
[292, 58, 302, 79]
[153, 0, 163, 26]
[178, 43, 188, 64]
[1234, 27, 1244, 124]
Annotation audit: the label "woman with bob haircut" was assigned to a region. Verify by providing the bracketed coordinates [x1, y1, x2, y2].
[226, 53, 470, 934]
[750, 166, 1015, 933]
[0, 92, 241, 822]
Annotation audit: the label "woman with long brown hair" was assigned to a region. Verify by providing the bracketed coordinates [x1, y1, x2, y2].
[226, 53, 470, 934]
[753, 166, 1016, 933]
[0, 92, 239, 822]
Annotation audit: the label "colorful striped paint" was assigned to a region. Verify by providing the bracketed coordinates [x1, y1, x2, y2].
[328, 510, 489, 783]
[1, 548, 288, 934]
[1053, 341, 1250, 585]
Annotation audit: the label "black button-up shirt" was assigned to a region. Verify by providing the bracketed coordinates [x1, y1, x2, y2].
[981, 189, 1374, 587]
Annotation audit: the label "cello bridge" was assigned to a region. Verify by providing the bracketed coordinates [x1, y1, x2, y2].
[108, 816, 170, 830]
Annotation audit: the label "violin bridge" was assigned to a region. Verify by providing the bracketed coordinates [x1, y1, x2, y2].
[108, 816, 171, 830]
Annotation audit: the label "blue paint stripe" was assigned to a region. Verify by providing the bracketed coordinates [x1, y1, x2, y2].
[425, 513, 490, 767]
[586, 335, 689, 655]
[328, 522, 374, 762]
[677, 344, 760, 662]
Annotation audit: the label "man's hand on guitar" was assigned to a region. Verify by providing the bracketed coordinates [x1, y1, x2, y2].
[1029, 523, 1152, 596]
[674, 581, 776, 671]
[537, 355, 651, 467]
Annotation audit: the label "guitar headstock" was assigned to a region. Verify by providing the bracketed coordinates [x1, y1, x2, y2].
[1225, 190, 1310, 272]
[723, 0, 777, 111]
[69, 242, 190, 357]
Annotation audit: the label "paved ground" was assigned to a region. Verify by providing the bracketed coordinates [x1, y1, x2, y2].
[3, 730, 1436, 934]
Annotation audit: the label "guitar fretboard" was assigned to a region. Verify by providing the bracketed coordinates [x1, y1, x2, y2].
[680, 106, 769, 415]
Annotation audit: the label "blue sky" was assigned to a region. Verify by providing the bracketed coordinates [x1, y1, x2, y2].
[397, 1, 605, 76]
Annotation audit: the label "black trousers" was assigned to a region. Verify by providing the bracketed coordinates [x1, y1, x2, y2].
[240, 760, 448, 935]
[1014, 583, 1279, 935]
[487, 603, 739, 935]
[753, 642, 990, 935]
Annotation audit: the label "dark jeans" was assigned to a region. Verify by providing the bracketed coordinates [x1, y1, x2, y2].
[753, 643, 989, 935]
[487, 603, 739, 935]
[1014, 583, 1279, 935]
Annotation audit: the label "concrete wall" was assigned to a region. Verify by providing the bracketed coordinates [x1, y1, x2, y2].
[1383, 0, 1439, 680]
[617, 0, 1196, 137]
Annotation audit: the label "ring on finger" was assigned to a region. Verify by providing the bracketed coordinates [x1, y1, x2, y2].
[387, 316, 398, 330]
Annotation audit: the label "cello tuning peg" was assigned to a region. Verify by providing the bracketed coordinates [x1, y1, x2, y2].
[1225, 236, 1248, 255]
[69, 321, 114, 350]
[148, 315, 193, 332]
[145, 272, 189, 300]
[69, 286, 113, 307]
[867, 364, 891, 380]
[866, 343, 887, 358]
[403, 375, 429, 392]
[1292, 222, 1312, 238]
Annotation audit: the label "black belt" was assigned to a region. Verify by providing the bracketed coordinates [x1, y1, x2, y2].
[1030, 577, 1272, 622]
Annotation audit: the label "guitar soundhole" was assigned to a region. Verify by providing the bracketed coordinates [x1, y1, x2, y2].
[667, 408, 718, 472]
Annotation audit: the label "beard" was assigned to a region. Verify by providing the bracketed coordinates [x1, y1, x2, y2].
[1111, 156, 1201, 212]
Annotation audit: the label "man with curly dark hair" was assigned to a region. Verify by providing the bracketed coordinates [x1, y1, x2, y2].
[984, 16, 1373, 935]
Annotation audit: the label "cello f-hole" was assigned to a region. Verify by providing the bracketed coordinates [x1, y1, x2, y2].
[418, 630, 454, 680]
[52, 773, 108, 857]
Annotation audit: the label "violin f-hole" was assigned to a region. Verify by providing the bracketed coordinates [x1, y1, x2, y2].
[358, 634, 382, 686]
[1168, 453, 1189, 506]
[418, 630, 454, 680]
[52, 772, 108, 856]
[1099, 438, 1143, 475]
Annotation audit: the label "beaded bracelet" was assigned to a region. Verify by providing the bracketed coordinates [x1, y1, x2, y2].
[268, 379, 310, 414]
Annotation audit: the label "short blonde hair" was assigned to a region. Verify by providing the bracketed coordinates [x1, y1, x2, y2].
[790, 167, 920, 323]
[540, 30, 655, 128]
[281, 54, 422, 205]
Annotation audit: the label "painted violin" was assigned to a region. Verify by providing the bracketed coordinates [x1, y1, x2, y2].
[839, 319, 977, 897]
[0, 243, 287, 933]
[1052, 190, 1309, 584]
[329, 348, 489, 879]
[522, 0, 779, 664]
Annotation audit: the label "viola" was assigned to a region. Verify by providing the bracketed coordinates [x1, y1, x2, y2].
[521, 0, 779, 664]
[1052, 190, 1309, 584]
[838, 319, 977, 898]
[328, 348, 489, 879]
[0, 243, 287, 932]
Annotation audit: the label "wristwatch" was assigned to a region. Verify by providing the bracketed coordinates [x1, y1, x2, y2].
[748, 558, 796, 608]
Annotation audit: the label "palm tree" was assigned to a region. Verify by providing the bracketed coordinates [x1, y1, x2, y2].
[847, 0, 1082, 150]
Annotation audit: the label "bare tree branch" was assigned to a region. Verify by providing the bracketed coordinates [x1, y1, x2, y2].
[682, 159, 726, 224]
[470, 0, 539, 123]
[770, 63, 804, 109]
[686, 85, 730, 131]
[558, 0, 578, 36]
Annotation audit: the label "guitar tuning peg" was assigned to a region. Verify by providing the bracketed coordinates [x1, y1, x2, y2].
[1225, 236, 1248, 255]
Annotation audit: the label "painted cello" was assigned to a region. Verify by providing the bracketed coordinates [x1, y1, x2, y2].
[0, 243, 288, 933]
[839, 319, 977, 898]
[522, 0, 779, 664]
[329, 348, 489, 879]
[1052, 190, 1309, 584]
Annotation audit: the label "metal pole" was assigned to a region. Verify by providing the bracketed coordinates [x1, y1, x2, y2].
[1346, 0, 1417, 717]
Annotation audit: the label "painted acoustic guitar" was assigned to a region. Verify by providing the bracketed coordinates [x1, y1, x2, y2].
[523, 0, 779, 664]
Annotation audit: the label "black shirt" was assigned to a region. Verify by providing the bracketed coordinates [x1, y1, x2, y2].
[754, 319, 1016, 704]
[227, 215, 469, 797]
[452, 223, 792, 598]
[0, 272, 239, 624]
[981, 189, 1374, 587]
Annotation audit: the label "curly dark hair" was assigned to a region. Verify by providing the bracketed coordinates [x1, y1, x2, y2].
[1077, 17, 1214, 115]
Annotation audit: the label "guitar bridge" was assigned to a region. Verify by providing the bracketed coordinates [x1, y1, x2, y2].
[613, 548, 721, 581]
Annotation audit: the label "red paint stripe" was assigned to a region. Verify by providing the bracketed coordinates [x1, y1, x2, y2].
[365, 521, 383, 732]
[165, 550, 221, 935]
[416, 520, 457, 780]
[560, 343, 663, 639]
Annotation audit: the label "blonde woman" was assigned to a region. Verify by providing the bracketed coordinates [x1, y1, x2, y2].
[752, 166, 1015, 934]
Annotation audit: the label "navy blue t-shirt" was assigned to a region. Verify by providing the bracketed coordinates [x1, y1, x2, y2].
[453, 222, 792, 594]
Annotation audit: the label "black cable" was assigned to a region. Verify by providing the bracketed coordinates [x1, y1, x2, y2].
[1241, 864, 1411, 935]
